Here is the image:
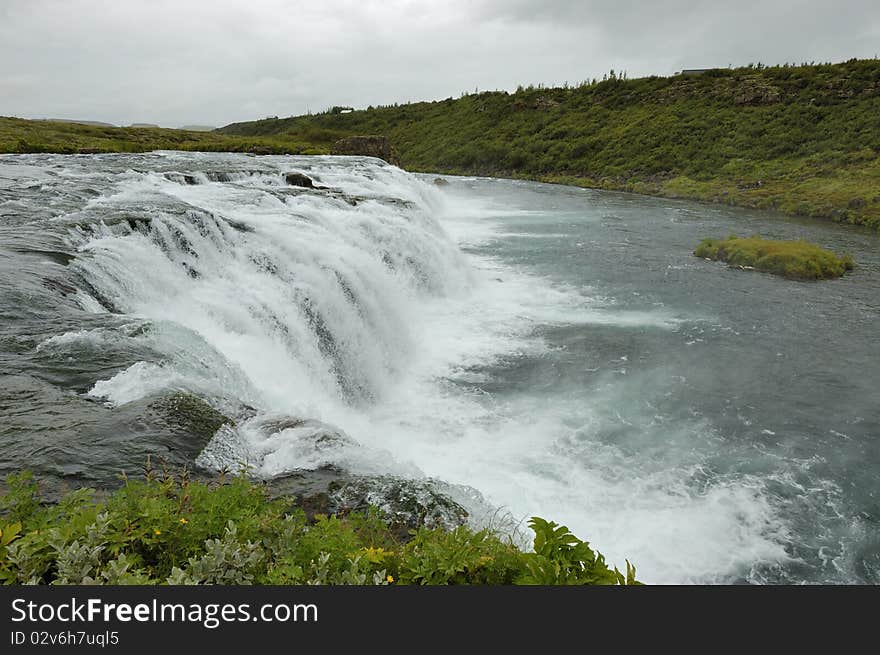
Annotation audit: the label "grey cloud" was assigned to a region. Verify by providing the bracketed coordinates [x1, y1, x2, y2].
[1, 0, 878, 127]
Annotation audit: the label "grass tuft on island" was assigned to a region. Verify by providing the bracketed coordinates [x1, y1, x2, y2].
[0, 471, 639, 586]
[694, 235, 854, 280]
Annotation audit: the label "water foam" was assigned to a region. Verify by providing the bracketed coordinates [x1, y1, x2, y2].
[70, 154, 790, 582]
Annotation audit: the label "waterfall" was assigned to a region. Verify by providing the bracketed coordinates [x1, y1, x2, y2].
[67, 156, 471, 473]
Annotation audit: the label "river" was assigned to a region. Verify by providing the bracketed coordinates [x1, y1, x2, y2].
[1, 152, 877, 584]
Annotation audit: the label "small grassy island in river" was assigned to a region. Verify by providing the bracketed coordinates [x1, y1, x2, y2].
[694, 235, 854, 280]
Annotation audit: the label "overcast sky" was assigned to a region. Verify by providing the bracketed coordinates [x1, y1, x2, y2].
[2, 0, 878, 127]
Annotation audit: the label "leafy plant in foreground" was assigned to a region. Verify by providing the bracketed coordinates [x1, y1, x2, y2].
[0, 471, 640, 585]
[517, 517, 639, 585]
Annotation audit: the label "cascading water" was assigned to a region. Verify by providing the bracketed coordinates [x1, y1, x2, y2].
[69, 157, 469, 414]
[3, 151, 878, 584]
[62, 156, 487, 488]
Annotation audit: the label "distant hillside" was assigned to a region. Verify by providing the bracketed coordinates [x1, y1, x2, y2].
[42, 119, 117, 127]
[0, 116, 325, 156]
[220, 58, 880, 229]
[179, 124, 216, 132]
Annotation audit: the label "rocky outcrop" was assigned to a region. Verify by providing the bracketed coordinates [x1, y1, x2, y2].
[267, 470, 471, 540]
[331, 136, 401, 167]
[731, 79, 782, 105]
[329, 476, 469, 534]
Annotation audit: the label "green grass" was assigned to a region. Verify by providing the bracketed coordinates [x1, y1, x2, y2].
[0, 471, 639, 586]
[694, 235, 854, 279]
[0, 117, 329, 156]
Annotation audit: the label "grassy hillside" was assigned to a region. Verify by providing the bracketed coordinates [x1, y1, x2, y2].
[0, 117, 325, 156]
[220, 59, 880, 229]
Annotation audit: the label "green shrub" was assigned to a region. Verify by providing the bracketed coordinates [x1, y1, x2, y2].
[397, 525, 523, 585]
[0, 471, 640, 586]
[517, 517, 638, 585]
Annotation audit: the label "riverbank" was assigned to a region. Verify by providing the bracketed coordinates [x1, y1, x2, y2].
[7, 115, 877, 230]
[534, 154, 880, 229]
[219, 58, 880, 230]
[406, 155, 880, 231]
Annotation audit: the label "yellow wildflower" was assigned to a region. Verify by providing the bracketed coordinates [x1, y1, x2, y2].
[386, 575, 394, 584]
[179, 518, 188, 525]
[154, 529, 161, 535]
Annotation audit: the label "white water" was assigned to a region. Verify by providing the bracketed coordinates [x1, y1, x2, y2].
[67, 155, 790, 583]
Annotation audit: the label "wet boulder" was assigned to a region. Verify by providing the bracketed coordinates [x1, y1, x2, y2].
[285, 172, 316, 188]
[266, 470, 470, 540]
[327, 476, 469, 535]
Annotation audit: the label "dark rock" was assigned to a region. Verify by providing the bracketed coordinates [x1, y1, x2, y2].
[285, 172, 316, 188]
[848, 197, 867, 209]
[267, 469, 470, 538]
[433, 177, 450, 187]
[266, 466, 349, 520]
[331, 136, 402, 167]
[204, 171, 257, 183]
[161, 172, 201, 185]
[327, 476, 469, 536]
